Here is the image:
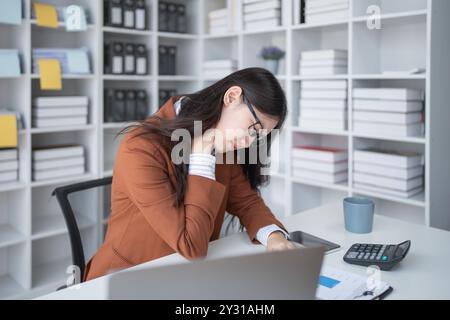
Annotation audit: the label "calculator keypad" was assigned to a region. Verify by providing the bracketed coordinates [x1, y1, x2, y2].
[346, 244, 388, 261]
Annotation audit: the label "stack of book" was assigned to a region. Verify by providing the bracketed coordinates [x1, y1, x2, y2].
[32, 48, 91, 74]
[305, 0, 349, 24]
[32, 145, 85, 181]
[202, 59, 237, 78]
[353, 148, 424, 198]
[208, 2, 239, 35]
[243, 0, 282, 31]
[353, 88, 425, 137]
[299, 49, 348, 76]
[0, 148, 19, 183]
[208, 8, 228, 34]
[32, 96, 89, 128]
[299, 80, 348, 130]
[292, 146, 348, 183]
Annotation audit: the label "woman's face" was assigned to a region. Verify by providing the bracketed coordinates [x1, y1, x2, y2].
[213, 86, 279, 153]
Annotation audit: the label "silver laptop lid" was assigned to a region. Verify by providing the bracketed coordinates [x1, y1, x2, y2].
[107, 246, 325, 300]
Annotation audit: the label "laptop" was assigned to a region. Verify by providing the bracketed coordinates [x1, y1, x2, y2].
[106, 246, 325, 300]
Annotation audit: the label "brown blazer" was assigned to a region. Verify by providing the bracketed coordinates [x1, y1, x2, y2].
[84, 97, 289, 281]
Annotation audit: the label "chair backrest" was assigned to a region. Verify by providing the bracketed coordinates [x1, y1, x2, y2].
[51, 176, 112, 284]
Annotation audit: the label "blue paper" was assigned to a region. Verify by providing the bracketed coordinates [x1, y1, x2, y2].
[0, 0, 22, 25]
[0, 50, 21, 77]
[66, 49, 90, 74]
[319, 275, 341, 289]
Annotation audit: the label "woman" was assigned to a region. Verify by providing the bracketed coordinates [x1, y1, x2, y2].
[84, 68, 296, 281]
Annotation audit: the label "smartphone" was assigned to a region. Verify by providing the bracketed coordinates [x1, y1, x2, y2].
[289, 231, 341, 254]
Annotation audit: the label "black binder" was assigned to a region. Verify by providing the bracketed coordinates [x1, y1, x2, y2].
[159, 45, 168, 75]
[124, 43, 136, 74]
[158, 1, 168, 31]
[125, 90, 136, 120]
[167, 2, 178, 32]
[104, 89, 115, 122]
[135, 44, 148, 75]
[104, 0, 123, 27]
[135, 90, 148, 120]
[176, 4, 187, 33]
[123, 0, 135, 29]
[168, 46, 177, 75]
[112, 90, 126, 122]
[135, 0, 147, 30]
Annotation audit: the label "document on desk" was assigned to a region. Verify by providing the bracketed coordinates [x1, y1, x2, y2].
[316, 265, 392, 300]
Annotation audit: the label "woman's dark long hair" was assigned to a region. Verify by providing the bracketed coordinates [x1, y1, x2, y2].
[116, 67, 287, 235]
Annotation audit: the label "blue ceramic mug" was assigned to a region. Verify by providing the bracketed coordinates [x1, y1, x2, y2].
[343, 197, 375, 234]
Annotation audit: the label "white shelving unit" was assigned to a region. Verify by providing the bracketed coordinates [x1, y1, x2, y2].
[0, 0, 449, 299]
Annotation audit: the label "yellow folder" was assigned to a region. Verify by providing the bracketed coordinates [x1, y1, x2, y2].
[38, 59, 62, 90]
[0, 114, 18, 148]
[34, 2, 58, 28]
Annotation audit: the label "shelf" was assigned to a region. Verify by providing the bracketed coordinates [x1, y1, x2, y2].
[30, 19, 96, 30]
[291, 126, 349, 137]
[158, 75, 199, 81]
[0, 225, 26, 249]
[102, 26, 152, 36]
[102, 74, 152, 81]
[30, 124, 95, 134]
[0, 275, 26, 300]
[202, 32, 239, 39]
[292, 20, 348, 30]
[103, 122, 137, 129]
[353, 188, 425, 208]
[0, 181, 27, 193]
[158, 31, 198, 40]
[292, 75, 349, 81]
[243, 25, 287, 36]
[31, 74, 95, 80]
[352, 74, 426, 80]
[31, 173, 95, 188]
[32, 256, 72, 289]
[352, 132, 426, 144]
[353, 10, 428, 24]
[32, 214, 95, 240]
[290, 177, 349, 192]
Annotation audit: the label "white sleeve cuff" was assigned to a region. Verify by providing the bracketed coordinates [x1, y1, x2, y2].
[188, 153, 216, 181]
[256, 224, 290, 247]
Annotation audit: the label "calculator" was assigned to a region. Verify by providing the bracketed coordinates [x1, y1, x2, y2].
[343, 240, 411, 271]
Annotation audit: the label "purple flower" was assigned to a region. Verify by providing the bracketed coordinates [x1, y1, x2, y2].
[259, 46, 285, 60]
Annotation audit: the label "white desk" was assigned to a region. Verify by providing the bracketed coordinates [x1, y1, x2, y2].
[38, 203, 450, 300]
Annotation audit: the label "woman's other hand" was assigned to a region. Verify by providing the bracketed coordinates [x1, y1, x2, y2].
[267, 231, 297, 252]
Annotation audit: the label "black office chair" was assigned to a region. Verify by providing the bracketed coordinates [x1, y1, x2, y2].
[51, 176, 113, 289]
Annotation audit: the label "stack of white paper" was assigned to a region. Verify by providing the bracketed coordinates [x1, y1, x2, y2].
[292, 146, 348, 183]
[32, 48, 91, 74]
[353, 148, 424, 198]
[202, 59, 237, 78]
[353, 88, 425, 137]
[32, 144, 85, 181]
[305, 0, 349, 24]
[243, 0, 282, 31]
[32, 96, 89, 128]
[299, 80, 348, 130]
[299, 49, 348, 76]
[0, 148, 19, 183]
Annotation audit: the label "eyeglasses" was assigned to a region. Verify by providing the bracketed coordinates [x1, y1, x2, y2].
[243, 95, 267, 143]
